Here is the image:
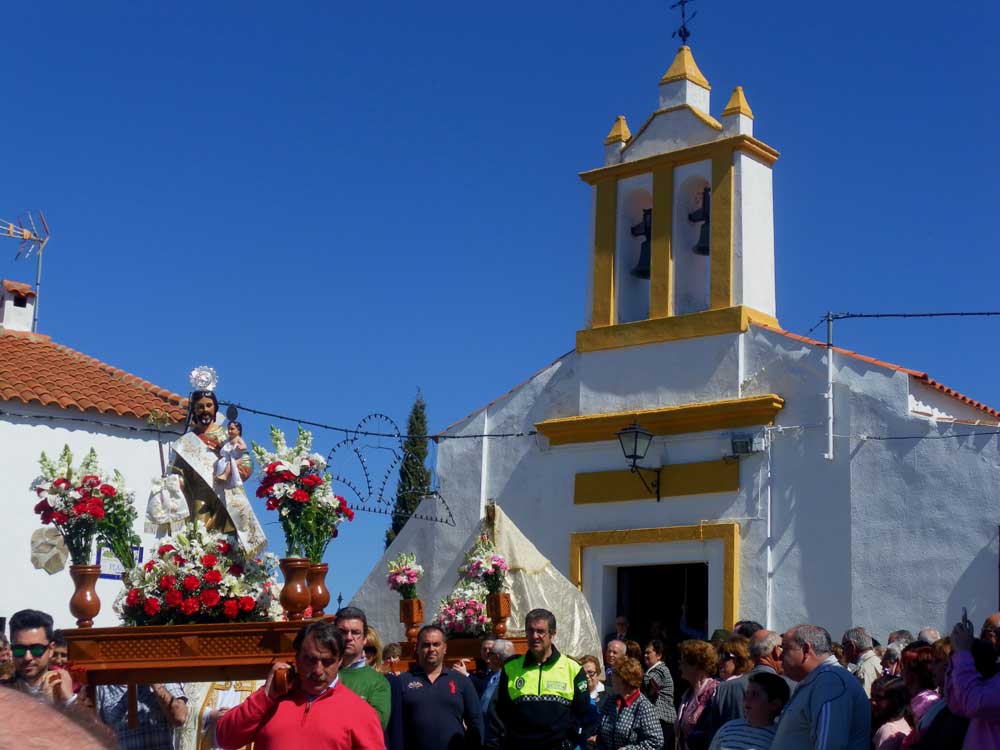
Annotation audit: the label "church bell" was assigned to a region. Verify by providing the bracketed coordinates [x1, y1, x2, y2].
[688, 187, 711, 256]
[630, 208, 652, 278]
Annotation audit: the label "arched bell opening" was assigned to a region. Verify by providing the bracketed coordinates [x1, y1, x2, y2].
[615, 183, 652, 324]
[673, 172, 711, 315]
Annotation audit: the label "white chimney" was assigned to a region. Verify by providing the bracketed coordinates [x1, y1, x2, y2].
[0, 280, 36, 332]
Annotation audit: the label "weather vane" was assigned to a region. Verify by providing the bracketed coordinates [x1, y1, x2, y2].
[671, 0, 697, 45]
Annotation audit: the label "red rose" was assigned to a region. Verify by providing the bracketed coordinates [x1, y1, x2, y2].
[86, 499, 105, 520]
[180, 597, 199, 615]
[228, 564, 244, 577]
[200, 589, 220, 608]
[53, 478, 70, 490]
[98, 484, 117, 497]
[216, 541, 231, 555]
[157, 544, 175, 556]
[72, 502, 88, 516]
[300, 474, 322, 488]
[222, 599, 240, 619]
[143, 598, 161, 616]
[345, 508, 355, 521]
[265, 461, 281, 474]
[204, 569, 222, 586]
[291, 489, 310, 504]
[255, 485, 268, 499]
[182, 575, 200, 591]
[164, 589, 183, 608]
[265, 497, 280, 511]
[40, 510, 54, 524]
[125, 588, 142, 607]
[238, 596, 256, 612]
[51, 511, 68, 525]
[279, 471, 295, 482]
[158, 575, 177, 591]
[33, 499, 52, 514]
[173, 554, 187, 566]
[201, 554, 218, 568]
[143, 560, 156, 573]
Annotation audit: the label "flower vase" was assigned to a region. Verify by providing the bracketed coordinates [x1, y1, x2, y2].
[69, 565, 102, 628]
[307, 563, 330, 617]
[279, 557, 312, 621]
[486, 592, 511, 637]
[399, 598, 424, 644]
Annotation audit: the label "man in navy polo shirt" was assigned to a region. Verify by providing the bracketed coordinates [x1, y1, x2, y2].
[399, 624, 483, 750]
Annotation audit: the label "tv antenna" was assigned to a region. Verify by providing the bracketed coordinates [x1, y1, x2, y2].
[671, 0, 698, 46]
[2, 210, 50, 333]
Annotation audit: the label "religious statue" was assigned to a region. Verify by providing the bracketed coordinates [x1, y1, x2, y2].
[146, 366, 266, 554]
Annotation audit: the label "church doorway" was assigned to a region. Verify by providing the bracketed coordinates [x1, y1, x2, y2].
[615, 562, 709, 648]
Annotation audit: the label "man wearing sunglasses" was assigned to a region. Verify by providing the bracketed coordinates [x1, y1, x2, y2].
[3, 608, 74, 707]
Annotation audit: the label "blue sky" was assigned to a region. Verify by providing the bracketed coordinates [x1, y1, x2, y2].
[2, 1, 997, 603]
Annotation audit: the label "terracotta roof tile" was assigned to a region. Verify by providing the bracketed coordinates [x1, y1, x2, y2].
[0, 329, 187, 421]
[2, 279, 36, 297]
[754, 323, 1000, 420]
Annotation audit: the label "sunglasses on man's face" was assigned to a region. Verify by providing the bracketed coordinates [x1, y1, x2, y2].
[12, 643, 49, 658]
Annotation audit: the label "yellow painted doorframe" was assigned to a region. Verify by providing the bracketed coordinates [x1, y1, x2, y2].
[569, 522, 740, 629]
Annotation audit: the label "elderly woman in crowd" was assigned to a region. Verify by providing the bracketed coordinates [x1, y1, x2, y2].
[906, 637, 969, 749]
[715, 636, 751, 682]
[580, 654, 611, 748]
[597, 657, 663, 750]
[676, 640, 718, 750]
[641, 640, 676, 749]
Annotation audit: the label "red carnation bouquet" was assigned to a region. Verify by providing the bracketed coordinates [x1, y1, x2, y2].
[116, 521, 279, 626]
[252, 426, 353, 561]
[31, 446, 139, 566]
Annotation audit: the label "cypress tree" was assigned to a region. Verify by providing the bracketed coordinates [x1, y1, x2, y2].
[385, 391, 431, 548]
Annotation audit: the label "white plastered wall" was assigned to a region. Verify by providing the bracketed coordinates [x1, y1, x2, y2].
[733, 153, 776, 316]
[1, 404, 176, 628]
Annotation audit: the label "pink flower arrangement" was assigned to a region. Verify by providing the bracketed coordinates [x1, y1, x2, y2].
[435, 595, 487, 635]
[460, 535, 511, 595]
[386, 552, 424, 600]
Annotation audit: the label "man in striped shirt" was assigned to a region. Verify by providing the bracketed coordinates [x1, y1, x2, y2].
[709, 672, 789, 749]
[771, 624, 869, 750]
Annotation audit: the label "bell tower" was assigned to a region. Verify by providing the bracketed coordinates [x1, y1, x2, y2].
[579, 45, 780, 353]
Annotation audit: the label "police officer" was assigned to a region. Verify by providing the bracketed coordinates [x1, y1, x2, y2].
[489, 608, 589, 750]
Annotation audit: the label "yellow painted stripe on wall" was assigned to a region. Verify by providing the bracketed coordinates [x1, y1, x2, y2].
[574, 458, 739, 504]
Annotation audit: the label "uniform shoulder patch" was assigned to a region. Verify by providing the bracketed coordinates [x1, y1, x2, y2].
[514, 676, 525, 690]
[576, 680, 588, 692]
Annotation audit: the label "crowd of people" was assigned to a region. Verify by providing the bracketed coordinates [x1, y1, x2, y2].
[1, 605, 999, 750]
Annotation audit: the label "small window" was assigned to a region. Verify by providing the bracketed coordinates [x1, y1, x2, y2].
[13, 294, 28, 308]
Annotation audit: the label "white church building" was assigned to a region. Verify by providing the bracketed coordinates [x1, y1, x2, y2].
[354, 45, 1000, 646]
[0, 280, 187, 628]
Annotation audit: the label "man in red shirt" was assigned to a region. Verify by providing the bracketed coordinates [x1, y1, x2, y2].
[216, 621, 383, 750]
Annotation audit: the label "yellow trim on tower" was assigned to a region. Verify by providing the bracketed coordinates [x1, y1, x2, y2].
[604, 115, 631, 145]
[722, 86, 754, 119]
[576, 304, 779, 353]
[648, 166, 673, 318]
[569, 522, 740, 629]
[574, 458, 739, 504]
[591, 181, 617, 328]
[579, 135, 778, 185]
[710, 154, 734, 309]
[659, 46, 711, 90]
[535, 393, 784, 446]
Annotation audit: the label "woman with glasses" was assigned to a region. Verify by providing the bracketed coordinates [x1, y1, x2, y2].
[716, 636, 752, 682]
[579, 655, 611, 748]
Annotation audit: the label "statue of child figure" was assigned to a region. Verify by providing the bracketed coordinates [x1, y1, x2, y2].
[214, 421, 247, 489]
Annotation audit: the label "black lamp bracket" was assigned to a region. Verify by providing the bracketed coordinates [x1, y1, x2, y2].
[629, 462, 662, 502]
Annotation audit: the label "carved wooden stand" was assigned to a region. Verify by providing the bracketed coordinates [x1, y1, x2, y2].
[64, 620, 308, 727]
